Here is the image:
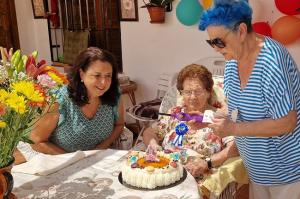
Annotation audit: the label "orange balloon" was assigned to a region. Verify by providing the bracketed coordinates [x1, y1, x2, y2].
[203, 0, 213, 10]
[271, 16, 300, 45]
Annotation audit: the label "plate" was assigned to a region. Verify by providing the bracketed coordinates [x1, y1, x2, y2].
[118, 168, 187, 190]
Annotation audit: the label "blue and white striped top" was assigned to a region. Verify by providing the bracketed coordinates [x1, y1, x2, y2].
[224, 37, 300, 185]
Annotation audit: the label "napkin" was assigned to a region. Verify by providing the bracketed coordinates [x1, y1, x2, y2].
[199, 157, 249, 197]
[12, 150, 98, 176]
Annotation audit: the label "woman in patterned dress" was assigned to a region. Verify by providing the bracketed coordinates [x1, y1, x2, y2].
[199, 1, 300, 198]
[28, 47, 125, 154]
[143, 64, 239, 178]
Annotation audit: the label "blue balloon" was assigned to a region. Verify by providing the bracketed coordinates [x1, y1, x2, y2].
[176, 0, 204, 26]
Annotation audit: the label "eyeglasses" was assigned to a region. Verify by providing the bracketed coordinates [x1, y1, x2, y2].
[206, 21, 245, 49]
[206, 29, 232, 49]
[180, 89, 206, 96]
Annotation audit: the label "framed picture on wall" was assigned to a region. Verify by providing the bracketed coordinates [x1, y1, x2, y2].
[31, 0, 46, 19]
[120, 0, 139, 21]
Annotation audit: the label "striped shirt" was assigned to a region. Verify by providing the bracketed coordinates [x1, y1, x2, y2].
[224, 37, 300, 185]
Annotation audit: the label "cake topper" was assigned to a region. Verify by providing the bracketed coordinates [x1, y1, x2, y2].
[145, 145, 159, 162]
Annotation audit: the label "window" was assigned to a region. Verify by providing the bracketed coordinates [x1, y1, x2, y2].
[47, 0, 123, 72]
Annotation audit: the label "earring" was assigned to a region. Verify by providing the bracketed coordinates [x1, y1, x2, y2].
[81, 79, 83, 83]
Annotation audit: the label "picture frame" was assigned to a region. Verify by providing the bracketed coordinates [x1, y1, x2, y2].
[31, 0, 47, 19]
[119, 0, 139, 21]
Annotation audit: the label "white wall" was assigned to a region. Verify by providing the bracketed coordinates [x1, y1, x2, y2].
[15, 0, 51, 64]
[14, 0, 300, 104]
[121, 1, 215, 103]
[121, 0, 300, 103]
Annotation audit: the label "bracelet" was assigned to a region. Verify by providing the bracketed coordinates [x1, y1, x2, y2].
[205, 157, 212, 169]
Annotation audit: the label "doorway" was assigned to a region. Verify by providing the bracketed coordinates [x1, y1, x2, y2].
[0, 0, 20, 49]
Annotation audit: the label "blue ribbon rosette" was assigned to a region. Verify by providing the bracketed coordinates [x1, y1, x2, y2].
[172, 122, 189, 147]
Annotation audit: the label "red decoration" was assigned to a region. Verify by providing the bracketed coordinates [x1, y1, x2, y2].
[252, 22, 272, 37]
[272, 16, 300, 45]
[275, 0, 300, 15]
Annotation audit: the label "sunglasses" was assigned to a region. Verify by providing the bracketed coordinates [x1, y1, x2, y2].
[206, 27, 234, 49]
[206, 38, 226, 48]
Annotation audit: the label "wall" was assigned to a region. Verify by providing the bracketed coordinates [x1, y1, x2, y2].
[121, 1, 215, 103]
[121, 0, 300, 103]
[14, 0, 51, 64]
[14, 0, 300, 104]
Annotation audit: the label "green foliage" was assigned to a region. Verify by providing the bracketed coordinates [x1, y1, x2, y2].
[0, 47, 68, 167]
[141, 0, 175, 8]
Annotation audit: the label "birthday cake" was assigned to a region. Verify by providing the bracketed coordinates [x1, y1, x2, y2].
[121, 150, 184, 189]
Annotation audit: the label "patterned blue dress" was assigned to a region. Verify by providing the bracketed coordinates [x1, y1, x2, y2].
[49, 86, 119, 152]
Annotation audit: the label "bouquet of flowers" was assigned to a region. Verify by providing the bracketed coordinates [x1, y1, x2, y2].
[0, 47, 68, 168]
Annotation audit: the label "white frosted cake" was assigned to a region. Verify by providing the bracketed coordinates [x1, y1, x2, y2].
[121, 151, 184, 189]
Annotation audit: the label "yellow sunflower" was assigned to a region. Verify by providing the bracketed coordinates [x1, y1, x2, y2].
[5, 92, 27, 114]
[11, 81, 45, 103]
[0, 120, 6, 128]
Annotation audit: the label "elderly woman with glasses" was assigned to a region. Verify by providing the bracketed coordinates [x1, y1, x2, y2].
[199, 0, 300, 198]
[143, 64, 239, 179]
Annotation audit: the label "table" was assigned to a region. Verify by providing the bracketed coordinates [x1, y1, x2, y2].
[52, 61, 72, 74]
[12, 149, 200, 199]
[120, 81, 138, 105]
[120, 81, 141, 132]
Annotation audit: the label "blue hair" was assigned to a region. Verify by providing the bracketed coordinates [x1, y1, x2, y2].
[199, 0, 252, 31]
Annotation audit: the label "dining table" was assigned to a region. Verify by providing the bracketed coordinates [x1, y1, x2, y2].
[12, 149, 201, 199]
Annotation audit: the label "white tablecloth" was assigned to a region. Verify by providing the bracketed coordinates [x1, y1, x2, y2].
[13, 149, 201, 199]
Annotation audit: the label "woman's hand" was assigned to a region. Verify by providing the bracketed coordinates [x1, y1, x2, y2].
[147, 139, 162, 153]
[186, 111, 208, 130]
[185, 157, 209, 177]
[208, 117, 235, 138]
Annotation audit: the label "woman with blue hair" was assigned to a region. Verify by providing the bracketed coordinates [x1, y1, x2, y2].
[199, 0, 300, 198]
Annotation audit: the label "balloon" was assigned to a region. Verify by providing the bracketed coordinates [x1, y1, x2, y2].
[253, 22, 272, 37]
[248, 0, 263, 22]
[202, 0, 213, 10]
[275, 0, 300, 16]
[272, 16, 300, 45]
[198, 0, 203, 7]
[176, 0, 204, 26]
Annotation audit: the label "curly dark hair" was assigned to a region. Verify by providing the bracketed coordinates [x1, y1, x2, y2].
[67, 47, 120, 107]
[177, 64, 214, 104]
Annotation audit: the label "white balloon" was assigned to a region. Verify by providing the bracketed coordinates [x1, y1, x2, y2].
[249, 0, 262, 22]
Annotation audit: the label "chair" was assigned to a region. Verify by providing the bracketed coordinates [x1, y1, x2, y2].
[193, 56, 226, 76]
[126, 73, 177, 148]
[159, 57, 226, 114]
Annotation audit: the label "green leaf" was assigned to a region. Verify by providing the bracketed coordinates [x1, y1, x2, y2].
[20, 135, 34, 144]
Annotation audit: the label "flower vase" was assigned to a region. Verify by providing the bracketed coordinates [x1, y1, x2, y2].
[0, 159, 16, 199]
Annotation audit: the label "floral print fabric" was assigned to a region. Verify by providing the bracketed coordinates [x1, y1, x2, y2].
[156, 106, 222, 157]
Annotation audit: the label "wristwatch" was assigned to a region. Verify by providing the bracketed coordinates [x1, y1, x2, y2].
[205, 157, 212, 169]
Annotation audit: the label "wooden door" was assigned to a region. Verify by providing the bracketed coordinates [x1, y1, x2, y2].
[0, 0, 19, 49]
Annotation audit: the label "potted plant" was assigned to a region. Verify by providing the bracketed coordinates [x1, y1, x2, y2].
[141, 0, 175, 23]
[0, 47, 68, 198]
